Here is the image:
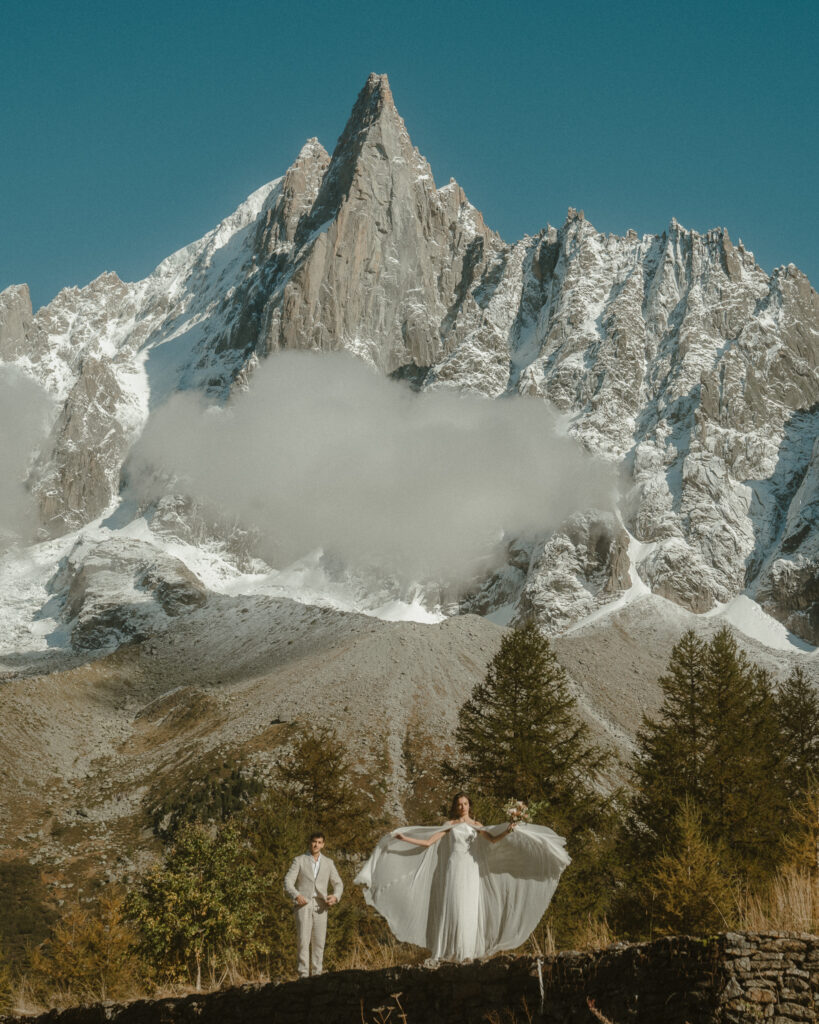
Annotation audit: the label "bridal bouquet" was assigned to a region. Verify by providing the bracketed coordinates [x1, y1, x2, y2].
[504, 800, 530, 824]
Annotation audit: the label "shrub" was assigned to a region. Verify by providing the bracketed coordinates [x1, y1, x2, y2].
[648, 799, 734, 936]
[125, 821, 265, 989]
[146, 763, 265, 840]
[28, 888, 146, 1006]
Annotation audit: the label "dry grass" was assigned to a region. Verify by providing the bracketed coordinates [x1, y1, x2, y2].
[483, 998, 535, 1023]
[335, 932, 425, 972]
[8, 976, 49, 1018]
[736, 865, 819, 934]
[570, 915, 615, 952]
[526, 914, 614, 957]
[7, 952, 272, 1016]
[526, 922, 556, 957]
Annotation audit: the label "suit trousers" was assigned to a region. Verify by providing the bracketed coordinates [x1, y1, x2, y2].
[295, 896, 328, 977]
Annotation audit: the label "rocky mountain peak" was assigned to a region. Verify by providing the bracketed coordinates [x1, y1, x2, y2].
[257, 138, 330, 250]
[348, 71, 397, 126]
[251, 73, 504, 376]
[298, 73, 420, 240]
[0, 283, 33, 360]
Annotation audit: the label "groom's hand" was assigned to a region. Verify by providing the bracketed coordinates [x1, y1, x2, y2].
[326, 895, 338, 906]
[296, 895, 308, 907]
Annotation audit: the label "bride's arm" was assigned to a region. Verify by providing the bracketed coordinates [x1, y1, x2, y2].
[394, 830, 446, 847]
[480, 822, 516, 843]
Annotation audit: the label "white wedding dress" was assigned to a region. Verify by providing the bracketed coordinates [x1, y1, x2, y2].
[354, 821, 570, 961]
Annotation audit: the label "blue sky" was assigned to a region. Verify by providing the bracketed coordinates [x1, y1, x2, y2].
[2, 0, 817, 310]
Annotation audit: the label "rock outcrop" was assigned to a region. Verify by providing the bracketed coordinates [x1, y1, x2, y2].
[51, 536, 208, 649]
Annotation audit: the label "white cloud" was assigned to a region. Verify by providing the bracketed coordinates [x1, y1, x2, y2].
[129, 352, 616, 582]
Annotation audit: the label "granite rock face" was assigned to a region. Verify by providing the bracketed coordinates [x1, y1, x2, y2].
[0, 284, 34, 360]
[516, 512, 633, 632]
[33, 357, 129, 534]
[243, 74, 506, 383]
[1, 72, 818, 645]
[52, 536, 208, 650]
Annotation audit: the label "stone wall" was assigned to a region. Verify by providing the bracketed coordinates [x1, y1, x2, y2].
[3, 932, 818, 1024]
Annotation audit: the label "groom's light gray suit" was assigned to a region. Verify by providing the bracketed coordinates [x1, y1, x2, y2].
[284, 852, 344, 977]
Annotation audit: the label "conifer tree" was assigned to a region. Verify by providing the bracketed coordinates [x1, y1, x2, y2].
[699, 631, 784, 871]
[776, 667, 819, 801]
[631, 630, 707, 851]
[31, 889, 145, 1003]
[630, 627, 787, 880]
[449, 621, 611, 827]
[242, 723, 383, 976]
[271, 723, 372, 848]
[447, 621, 618, 944]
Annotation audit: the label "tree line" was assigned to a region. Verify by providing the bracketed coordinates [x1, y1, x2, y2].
[2, 622, 818, 1009]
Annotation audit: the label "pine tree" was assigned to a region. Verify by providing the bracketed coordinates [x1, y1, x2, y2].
[630, 627, 787, 881]
[631, 630, 707, 852]
[241, 723, 385, 977]
[446, 621, 617, 944]
[776, 666, 819, 801]
[448, 621, 611, 827]
[698, 631, 784, 873]
[271, 723, 372, 848]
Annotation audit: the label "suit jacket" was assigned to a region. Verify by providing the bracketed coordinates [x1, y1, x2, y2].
[284, 852, 344, 906]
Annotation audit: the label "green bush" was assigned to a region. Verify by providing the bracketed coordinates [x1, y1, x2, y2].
[125, 822, 265, 989]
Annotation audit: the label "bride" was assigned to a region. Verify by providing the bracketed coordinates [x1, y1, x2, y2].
[354, 792, 570, 962]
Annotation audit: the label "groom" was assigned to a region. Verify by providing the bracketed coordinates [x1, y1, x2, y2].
[284, 831, 344, 978]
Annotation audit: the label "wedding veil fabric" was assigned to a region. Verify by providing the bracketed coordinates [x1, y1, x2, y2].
[354, 822, 570, 960]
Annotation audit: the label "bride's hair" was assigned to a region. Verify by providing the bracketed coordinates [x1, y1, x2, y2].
[448, 792, 472, 819]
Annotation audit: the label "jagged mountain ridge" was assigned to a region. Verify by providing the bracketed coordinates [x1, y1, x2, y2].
[1, 72, 818, 651]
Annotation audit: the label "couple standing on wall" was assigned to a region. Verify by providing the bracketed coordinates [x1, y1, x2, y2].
[284, 792, 571, 979]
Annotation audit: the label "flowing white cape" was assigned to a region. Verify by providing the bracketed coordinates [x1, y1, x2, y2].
[354, 822, 570, 958]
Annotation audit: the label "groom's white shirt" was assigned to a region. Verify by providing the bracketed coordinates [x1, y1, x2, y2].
[284, 851, 343, 906]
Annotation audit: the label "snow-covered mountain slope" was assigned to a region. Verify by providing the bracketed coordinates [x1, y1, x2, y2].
[1, 72, 818, 657]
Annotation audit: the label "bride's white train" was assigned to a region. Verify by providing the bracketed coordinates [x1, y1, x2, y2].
[355, 818, 570, 962]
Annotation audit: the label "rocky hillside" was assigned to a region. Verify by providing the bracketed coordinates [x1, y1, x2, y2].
[1, 72, 817, 658]
[0, 588, 804, 894]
